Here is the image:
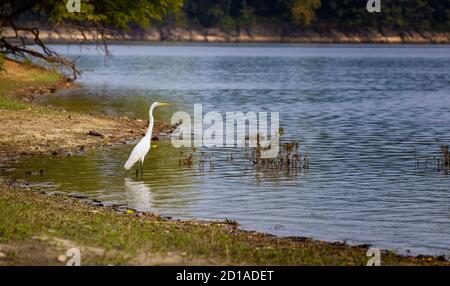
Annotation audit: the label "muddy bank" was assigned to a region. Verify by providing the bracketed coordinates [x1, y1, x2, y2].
[0, 59, 173, 162]
[0, 108, 171, 161]
[2, 25, 450, 44]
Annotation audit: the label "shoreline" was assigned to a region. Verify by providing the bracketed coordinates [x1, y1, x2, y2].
[3, 26, 450, 44]
[1, 60, 449, 265]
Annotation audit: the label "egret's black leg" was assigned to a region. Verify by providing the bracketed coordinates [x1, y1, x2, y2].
[141, 161, 144, 177]
[136, 162, 140, 178]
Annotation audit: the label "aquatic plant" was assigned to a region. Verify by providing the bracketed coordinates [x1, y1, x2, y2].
[415, 143, 450, 174]
[179, 151, 194, 168]
[176, 129, 309, 176]
[439, 145, 449, 172]
[245, 130, 309, 175]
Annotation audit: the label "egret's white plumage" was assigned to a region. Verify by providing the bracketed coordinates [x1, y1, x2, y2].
[124, 101, 169, 171]
[124, 134, 151, 170]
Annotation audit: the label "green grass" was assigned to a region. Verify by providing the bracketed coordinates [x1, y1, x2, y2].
[0, 94, 27, 110]
[0, 59, 62, 110]
[0, 184, 447, 266]
[26, 68, 61, 83]
[0, 71, 60, 92]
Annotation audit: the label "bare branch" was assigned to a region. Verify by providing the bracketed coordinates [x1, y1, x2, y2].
[0, 31, 80, 80]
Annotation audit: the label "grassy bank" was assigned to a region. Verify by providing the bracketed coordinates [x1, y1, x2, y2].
[1, 181, 447, 266]
[0, 58, 448, 266]
[0, 58, 62, 109]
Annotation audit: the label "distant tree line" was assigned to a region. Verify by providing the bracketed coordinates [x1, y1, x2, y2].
[164, 0, 450, 31]
[1, 0, 448, 79]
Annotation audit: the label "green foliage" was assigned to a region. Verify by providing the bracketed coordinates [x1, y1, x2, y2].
[4, 0, 448, 36]
[179, 0, 449, 30]
[316, 0, 450, 31]
[238, 1, 254, 27]
[64, 0, 181, 28]
[2, 0, 183, 30]
[289, 0, 322, 25]
[218, 15, 236, 31]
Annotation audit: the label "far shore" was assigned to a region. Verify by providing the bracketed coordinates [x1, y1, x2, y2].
[2, 26, 450, 44]
[0, 58, 449, 265]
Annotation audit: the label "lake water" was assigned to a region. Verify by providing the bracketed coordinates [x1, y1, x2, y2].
[5, 44, 450, 256]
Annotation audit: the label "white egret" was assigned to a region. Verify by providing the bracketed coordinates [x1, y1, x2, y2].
[124, 101, 169, 175]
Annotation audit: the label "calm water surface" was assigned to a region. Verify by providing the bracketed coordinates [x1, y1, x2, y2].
[4, 44, 450, 256]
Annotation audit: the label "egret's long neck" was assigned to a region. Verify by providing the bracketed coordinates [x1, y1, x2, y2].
[146, 106, 155, 137]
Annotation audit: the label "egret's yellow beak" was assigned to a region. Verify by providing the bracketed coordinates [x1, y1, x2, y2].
[159, 102, 170, 106]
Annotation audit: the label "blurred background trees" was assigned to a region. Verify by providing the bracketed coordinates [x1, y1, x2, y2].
[171, 0, 450, 31]
[1, 0, 449, 78]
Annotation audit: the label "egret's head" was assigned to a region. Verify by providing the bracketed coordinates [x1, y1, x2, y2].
[153, 101, 170, 108]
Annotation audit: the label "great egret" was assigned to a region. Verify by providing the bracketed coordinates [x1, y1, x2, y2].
[124, 101, 169, 175]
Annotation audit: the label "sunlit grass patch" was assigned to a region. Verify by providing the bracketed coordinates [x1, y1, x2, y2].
[26, 68, 61, 84]
[0, 94, 27, 110]
[0, 58, 63, 110]
[0, 58, 62, 95]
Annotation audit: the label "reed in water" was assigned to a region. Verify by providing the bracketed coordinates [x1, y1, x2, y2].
[415, 143, 450, 174]
[177, 129, 310, 176]
[244, 132, 309, 175]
